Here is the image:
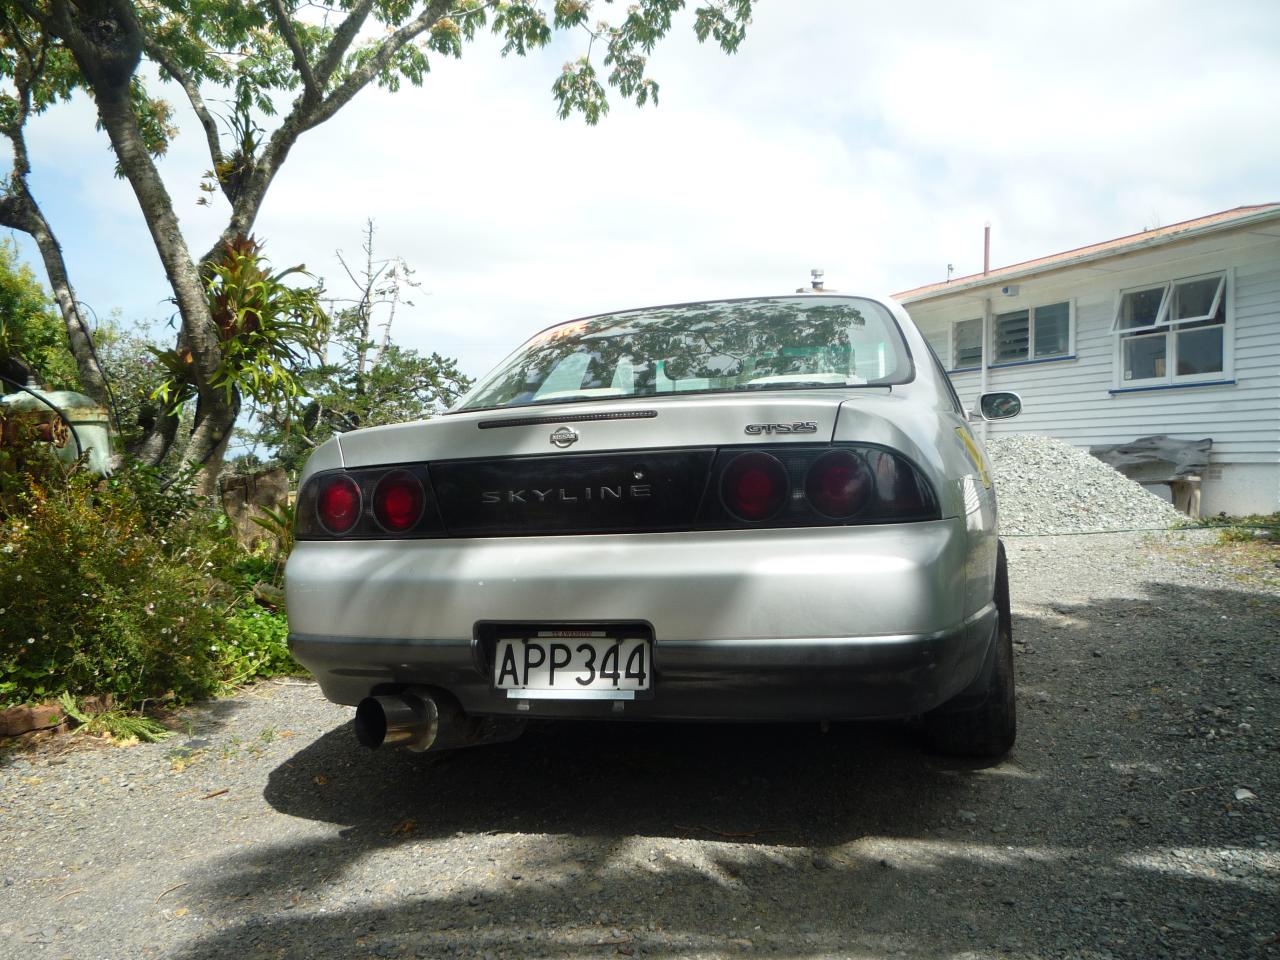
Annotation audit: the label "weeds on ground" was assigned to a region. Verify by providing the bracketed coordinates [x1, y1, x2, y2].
[57, 693, 173, 743]
[1195, 511, 1280, 545]
[1165, 512, 1280, 591]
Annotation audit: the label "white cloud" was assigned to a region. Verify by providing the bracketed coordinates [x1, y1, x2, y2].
[5, 0, 1278, 381]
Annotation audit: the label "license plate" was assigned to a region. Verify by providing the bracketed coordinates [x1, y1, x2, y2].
[494, 631, 651, 700]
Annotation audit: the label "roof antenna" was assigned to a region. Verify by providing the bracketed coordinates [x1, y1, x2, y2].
[946, 263, 955, 282]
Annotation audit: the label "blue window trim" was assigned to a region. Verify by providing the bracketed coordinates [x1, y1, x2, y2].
[1109, 379, 1235, 395]
[947, 354, 1075, 375]
[989, 354, 1076, 370]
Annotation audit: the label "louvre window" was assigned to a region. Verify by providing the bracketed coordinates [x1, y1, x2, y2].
[992, 301, 1071, 364]
[952, 318, 983, 368]
[993, 310, 1029, 363]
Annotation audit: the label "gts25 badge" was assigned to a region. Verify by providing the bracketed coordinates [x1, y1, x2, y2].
[955, 426, 993, 489]
[745, 421, 818, 436]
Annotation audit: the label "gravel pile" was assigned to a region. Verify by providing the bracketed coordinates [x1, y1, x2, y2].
[985, 433, 1184, 535]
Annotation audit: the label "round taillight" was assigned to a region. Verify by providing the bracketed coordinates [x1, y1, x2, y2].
[373, 471, 425, 533]
[721, 452, 789, 522]
[805, 450, 872, 519]
[316, 475, 362, 535]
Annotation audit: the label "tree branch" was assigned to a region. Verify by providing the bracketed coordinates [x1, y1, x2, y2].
[207, 0, 454, 261]
[314, 0, 375, 87]
[6, 0, 50, 31]
[303, 0, 454, 130]
[309, 0, 455, 129]
[0, 28, 119, 424]
[267, 0, 322, 104]
[144, 38, 228, 183]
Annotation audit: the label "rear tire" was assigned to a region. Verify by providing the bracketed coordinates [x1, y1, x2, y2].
[923, 541, 1016, 758]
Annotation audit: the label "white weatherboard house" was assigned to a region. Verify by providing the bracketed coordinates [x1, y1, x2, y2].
[894, 203, 1280, 516]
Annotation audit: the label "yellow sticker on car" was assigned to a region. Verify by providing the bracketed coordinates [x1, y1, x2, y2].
[955, 426, 992, 489]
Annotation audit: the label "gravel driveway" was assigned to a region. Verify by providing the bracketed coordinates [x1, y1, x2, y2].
[2, 529, 1277, 960]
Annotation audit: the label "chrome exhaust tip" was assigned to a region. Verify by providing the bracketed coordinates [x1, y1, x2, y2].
[354, 688, 525, 753]
[354, 691, 438, 751]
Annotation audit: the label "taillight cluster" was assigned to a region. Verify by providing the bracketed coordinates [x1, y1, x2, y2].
[707, 444, 937, 528]
[295, 444, 938, 541]
[295, 465, 444, 540]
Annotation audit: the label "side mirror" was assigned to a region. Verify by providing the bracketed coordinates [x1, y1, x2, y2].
[976, 391, 1022, 421]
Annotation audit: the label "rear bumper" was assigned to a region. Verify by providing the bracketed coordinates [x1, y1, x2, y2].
[291, 607, 996, 720]
[285, 517, 995, 720]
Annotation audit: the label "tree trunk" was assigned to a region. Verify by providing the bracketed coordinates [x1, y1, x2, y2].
[0, 162, 115, 427]
[53, 0, 238, 490]
[29, 213, 116, 416]
[94, 78, 240, 488]
[128, 400, 181, 466]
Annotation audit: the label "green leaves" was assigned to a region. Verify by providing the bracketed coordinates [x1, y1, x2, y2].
[693, 1, 753, 53]
[204, 237, 328, 408]
[553, 57, 609, 124]
[548, 1, 753, 123]
[552, 0, 591, 30]
[0, 239, 78, 389]
[148, 237, 328, 419]
[492, 1, 553, 56]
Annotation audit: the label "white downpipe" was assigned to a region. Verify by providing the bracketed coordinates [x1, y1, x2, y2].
[980, 297, 991, 439]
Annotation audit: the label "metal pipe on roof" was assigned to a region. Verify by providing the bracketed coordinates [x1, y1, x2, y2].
[983, 222, 991, 276]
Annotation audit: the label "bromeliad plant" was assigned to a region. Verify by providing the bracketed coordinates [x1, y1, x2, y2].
[152, 236, 328, 420]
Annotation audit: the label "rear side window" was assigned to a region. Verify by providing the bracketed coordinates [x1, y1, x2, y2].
[925, 342, 965, 416]
[459, 296, 913, 412]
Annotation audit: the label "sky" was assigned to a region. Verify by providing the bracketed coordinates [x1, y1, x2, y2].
[7, 0, 1280, 382]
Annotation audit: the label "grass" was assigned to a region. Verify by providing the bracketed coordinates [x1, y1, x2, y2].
[1195, 511, 1280, 545]
[57, 693, 173, 744]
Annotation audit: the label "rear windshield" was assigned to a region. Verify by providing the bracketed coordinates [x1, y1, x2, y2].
[456, 296, 912, 412]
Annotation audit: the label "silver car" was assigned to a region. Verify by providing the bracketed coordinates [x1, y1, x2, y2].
[285, 294, 1021, 757]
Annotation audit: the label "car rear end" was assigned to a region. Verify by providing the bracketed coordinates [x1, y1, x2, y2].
[284, 295, 1000, 743]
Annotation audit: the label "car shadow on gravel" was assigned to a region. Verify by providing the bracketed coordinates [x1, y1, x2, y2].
[262, 718, 973, 845]
[166, 575, 1276, 960]
[171, 721, 1036, 959]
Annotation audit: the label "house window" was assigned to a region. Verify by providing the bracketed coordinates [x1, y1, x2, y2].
[952, 318, 983, 368]
[992, 301, 1072, 364]
[1033, 302, 1071, 358]
[993, 310, 1029, 363]
[1113, 272, 1227, 384]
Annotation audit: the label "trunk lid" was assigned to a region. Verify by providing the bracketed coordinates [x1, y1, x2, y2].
[332, 391, 895, 538]
[335, 390, 876, 466]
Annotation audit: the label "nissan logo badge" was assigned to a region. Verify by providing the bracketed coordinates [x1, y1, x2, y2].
[550, 426, 579, 448]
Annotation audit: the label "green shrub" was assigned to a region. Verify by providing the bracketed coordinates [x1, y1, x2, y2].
[0, 468, 232, 708]
[222, 605, 298, 682]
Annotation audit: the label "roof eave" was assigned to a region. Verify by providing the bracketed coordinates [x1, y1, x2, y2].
[895, 205, 1280, 305]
